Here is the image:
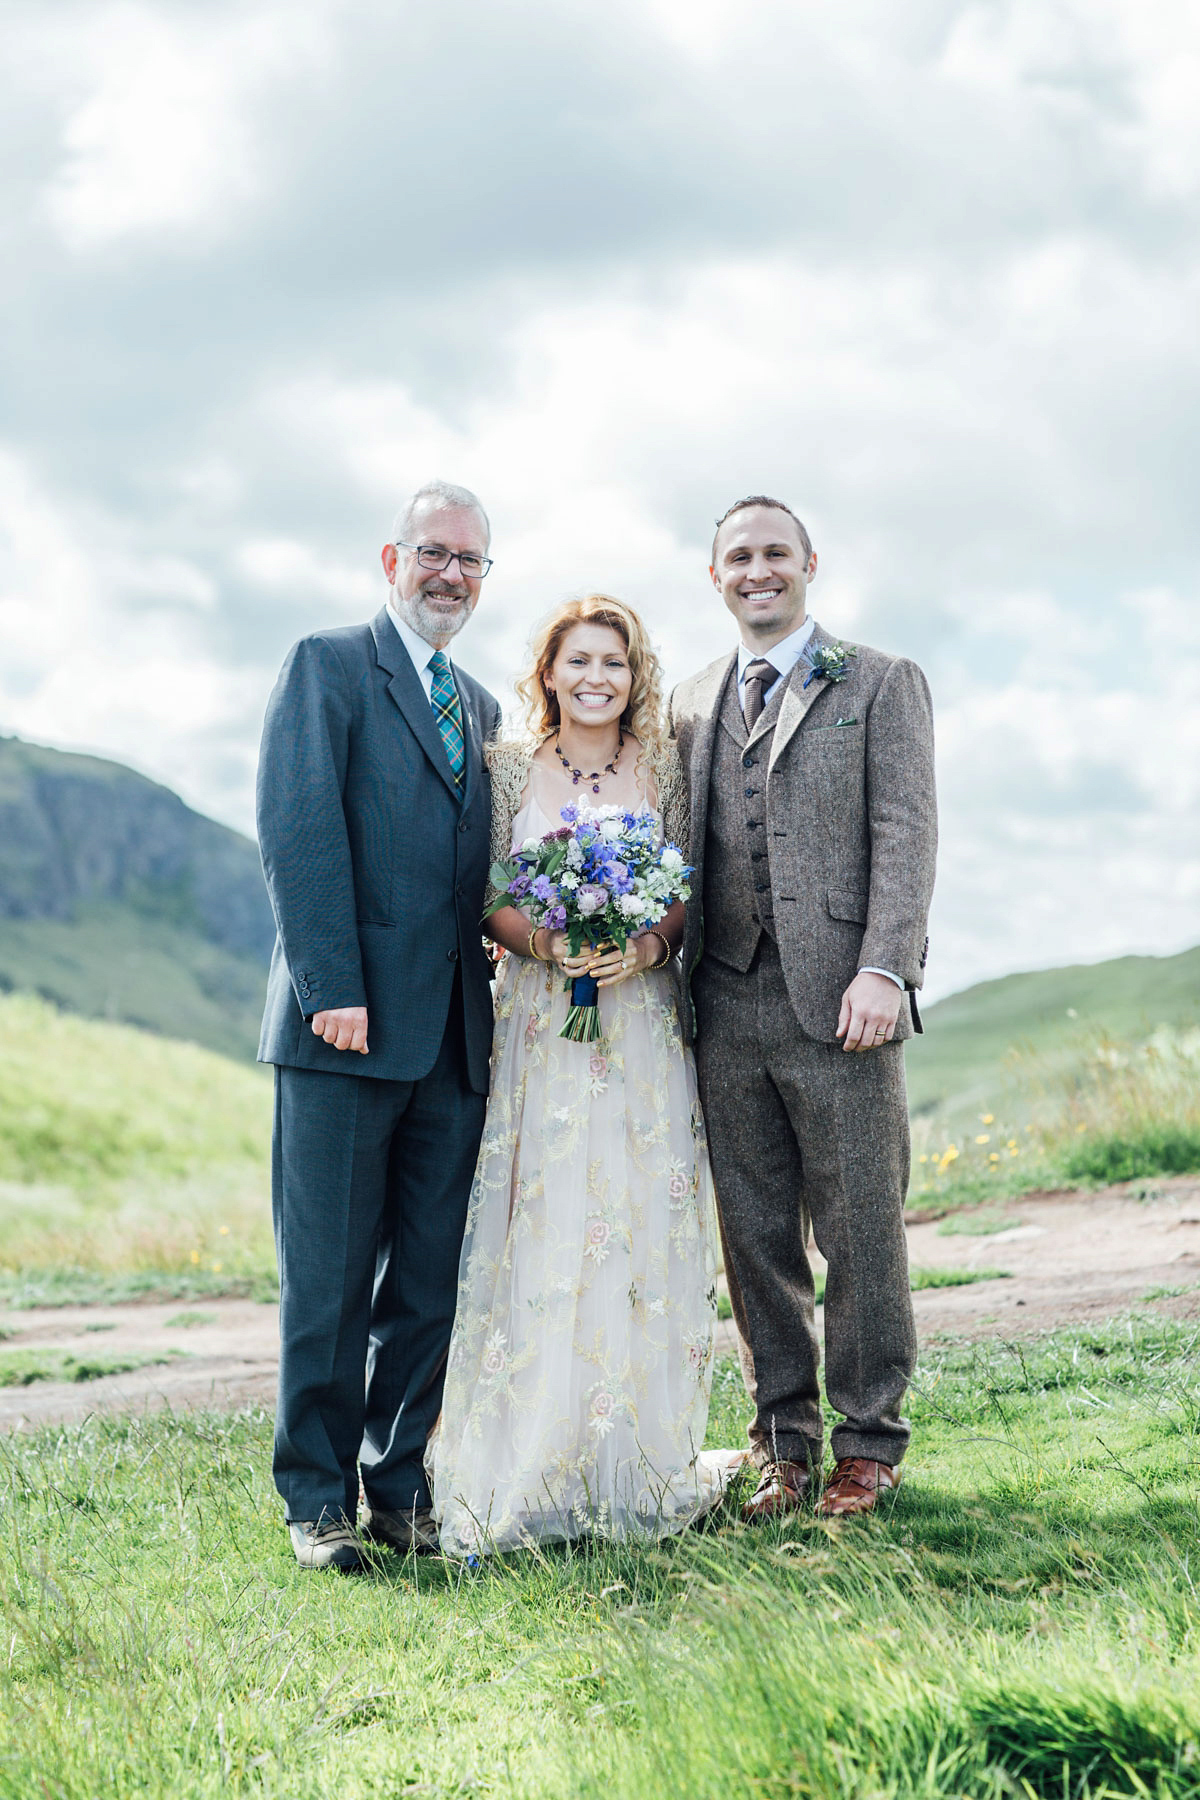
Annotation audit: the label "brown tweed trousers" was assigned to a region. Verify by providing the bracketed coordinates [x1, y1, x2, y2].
[669, 620, 937, 1469]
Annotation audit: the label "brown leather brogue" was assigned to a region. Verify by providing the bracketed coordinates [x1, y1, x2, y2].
[741, 1459, 812, 1523]
[814, 1457, 901, 1518]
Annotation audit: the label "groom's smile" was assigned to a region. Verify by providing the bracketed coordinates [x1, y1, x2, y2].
[710, 502, 818, 650]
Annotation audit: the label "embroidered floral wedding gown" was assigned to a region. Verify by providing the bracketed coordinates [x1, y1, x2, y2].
[428, 742, 734, 1555]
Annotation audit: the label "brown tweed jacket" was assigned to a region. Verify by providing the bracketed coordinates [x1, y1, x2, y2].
[669, 619, 937, 1046]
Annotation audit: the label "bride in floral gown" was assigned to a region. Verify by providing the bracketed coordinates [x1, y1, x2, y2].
[428, 595, 738, 1555]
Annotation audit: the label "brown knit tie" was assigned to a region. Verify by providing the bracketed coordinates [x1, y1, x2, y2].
[742, 658, 777, 730]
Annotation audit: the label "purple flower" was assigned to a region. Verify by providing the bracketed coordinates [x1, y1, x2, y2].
[531, 875, 556, 903]
[576, 885, 610, 916]
[508, 874, 531, 899]
[545, 904, 567, 930]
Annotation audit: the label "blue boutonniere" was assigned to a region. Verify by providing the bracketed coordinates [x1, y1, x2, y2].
[802, 641, 858, 688]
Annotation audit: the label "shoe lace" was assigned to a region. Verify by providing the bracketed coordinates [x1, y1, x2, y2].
[309, 1517, 354, 1541]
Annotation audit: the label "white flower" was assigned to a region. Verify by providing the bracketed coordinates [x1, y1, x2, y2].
[565, 839, 584, 869]
[599, 817, 625, 842]
[660, 847, 684, 873]
[618, 894, 645, 918]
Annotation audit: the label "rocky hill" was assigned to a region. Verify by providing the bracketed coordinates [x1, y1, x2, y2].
[0, 736, 273, 1057]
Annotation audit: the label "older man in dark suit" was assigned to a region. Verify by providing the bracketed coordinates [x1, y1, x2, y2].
[670, 496, 937, 1522]
[257, 480, 501, 1569]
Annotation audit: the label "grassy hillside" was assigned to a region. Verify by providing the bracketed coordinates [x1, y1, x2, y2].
[0, 733, 272, 1058]
[0, 903, 269, 1061]
[0, 992, 273, 1303]
[906, 942, 1200, 1125]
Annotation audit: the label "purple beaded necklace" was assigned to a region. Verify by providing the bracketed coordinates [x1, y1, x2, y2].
[553, 730, 625, 795]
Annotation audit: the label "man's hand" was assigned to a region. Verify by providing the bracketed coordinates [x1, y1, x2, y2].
[836, 972, 902, 1053]
[310, 1006, 369, 1054]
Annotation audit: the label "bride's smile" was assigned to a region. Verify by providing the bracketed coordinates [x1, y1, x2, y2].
[544, 622, 633, 747]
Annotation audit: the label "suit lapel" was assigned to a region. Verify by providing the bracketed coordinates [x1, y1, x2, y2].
[768, 619, 833, 776]
[687, 653, 737, 863]
[370, 608, 462, 803]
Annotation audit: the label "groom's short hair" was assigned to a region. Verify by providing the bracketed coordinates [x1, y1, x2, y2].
[712, 495, 812, 565]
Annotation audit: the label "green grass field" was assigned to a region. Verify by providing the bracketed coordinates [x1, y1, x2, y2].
[0, 902, 269, 1061]
[0, 992, 274, 1306]
[2, 1313, 1198, 1798]
[1, 975, 1198, 1312]
[905, 942, 1200, 1126]
[2, 968, 1199, 1795]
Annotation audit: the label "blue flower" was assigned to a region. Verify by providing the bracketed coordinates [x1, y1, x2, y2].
[802, 641, 858, 688]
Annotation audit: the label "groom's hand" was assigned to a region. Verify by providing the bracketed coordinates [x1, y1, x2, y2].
[310, 1006, 369, 1054]
[837, 973, 902, 1053]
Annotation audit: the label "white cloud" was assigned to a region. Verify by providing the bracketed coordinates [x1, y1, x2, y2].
[41, 2, 328, 249]
[0, 446, 262, 814]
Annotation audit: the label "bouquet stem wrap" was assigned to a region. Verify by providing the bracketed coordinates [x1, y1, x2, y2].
[561, 944, 605, 1042]
[561, 969, 603, 1042]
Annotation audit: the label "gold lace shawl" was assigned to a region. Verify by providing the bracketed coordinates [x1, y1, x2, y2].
[485, 739, 690, 910]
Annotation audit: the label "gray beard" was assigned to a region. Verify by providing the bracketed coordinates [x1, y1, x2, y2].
[394, 584, 474, 647]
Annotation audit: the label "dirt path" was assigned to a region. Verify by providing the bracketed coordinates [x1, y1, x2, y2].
[3, 1178, 1199, 1431]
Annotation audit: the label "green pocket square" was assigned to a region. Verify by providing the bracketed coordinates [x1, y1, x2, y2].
[834, 717, 858, 727]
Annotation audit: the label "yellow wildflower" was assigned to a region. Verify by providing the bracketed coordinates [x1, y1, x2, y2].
[980, 1113, 994, 1125]
[218, 1225, 230, 1236]
[975, 1134, 990, 1145]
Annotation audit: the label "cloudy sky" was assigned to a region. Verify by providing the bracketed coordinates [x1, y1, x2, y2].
[1, 0, 1196, 999]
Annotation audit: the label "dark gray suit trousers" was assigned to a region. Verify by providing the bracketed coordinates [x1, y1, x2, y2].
[271, 980, 485, 1524]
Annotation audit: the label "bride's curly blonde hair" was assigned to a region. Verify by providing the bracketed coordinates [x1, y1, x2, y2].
[514, 595, 667, 752]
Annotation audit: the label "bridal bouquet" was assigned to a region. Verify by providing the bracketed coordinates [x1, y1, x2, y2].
[485, 802, 692, 1042]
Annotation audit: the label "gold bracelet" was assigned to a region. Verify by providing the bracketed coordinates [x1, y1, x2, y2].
[528, 924, 548, 962]
[646, 931, 671, 971]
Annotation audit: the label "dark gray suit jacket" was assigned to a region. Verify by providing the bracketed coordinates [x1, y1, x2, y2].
[256, 606, 501, 1092]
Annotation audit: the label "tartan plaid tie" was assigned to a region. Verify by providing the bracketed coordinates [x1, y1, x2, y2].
[428, 650, 465, 789]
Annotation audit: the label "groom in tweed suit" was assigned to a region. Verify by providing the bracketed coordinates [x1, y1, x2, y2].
[670, 496, 937, 1520]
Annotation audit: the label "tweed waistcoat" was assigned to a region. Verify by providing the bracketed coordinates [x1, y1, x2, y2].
[703, 665, 789, 971]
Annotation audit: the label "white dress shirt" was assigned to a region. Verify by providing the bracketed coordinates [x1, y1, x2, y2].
[387, 602, 451, 701]
[737, 615, 902, 994]
[736, 615, 816, 714]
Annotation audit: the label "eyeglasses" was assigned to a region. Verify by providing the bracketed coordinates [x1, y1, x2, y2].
[395, 541, 493, 579]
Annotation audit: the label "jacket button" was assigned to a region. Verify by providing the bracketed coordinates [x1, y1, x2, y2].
[746, 820, 760, 830]
[743, 754, 757, 768]
[744, 786, 758, 797]
[754, 882, 768, 893]
[458, 821, 468, 833]
[447, 948, 459, 962]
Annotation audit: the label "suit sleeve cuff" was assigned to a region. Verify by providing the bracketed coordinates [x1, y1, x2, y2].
[860, 966, 904, 990]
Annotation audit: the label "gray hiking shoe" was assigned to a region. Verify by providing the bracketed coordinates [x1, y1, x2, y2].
[360, 1503, 440, 1554]
[288, 1516, 365, 1571]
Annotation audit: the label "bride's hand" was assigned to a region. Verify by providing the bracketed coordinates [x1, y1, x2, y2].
[534, 929, 588, 975]
[591, 935, 657, 989]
